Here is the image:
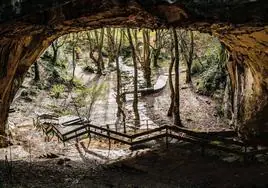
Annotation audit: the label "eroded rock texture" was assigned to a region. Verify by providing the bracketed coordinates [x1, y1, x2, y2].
[0, 0, 267, 145]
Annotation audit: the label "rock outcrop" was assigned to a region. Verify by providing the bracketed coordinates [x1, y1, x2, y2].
[0, 0, 267, 146]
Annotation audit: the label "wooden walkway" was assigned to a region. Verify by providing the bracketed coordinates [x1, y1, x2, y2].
[120, 75, 168, 98]
[35, 114, 268, 161]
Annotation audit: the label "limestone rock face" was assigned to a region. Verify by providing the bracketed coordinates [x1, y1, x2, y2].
[0, 0, 267, 145]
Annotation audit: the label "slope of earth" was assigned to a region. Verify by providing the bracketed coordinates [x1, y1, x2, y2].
[143, 66, 229, 132]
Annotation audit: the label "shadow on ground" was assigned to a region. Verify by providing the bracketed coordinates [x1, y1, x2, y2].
[1, 143, 268, 188]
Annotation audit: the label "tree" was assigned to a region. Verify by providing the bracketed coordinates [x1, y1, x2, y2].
[187, 31, 194, 83]
[70, 33, 79, 83]
[172, 28, 182, 126]
[167, 36, 175, 117]
[142, 29, 152, 87]
[151, 29, 169, 67]
[178, 30, 194, 84]
[115, 29, 124, 116]
[127, 28, 140, 127]
[86, 28, 105, 74]
[34, 61, 40, 82]
[115, 29, 127, 132]
[130, 29, 152, 88]
[106, 28, 117, 65]
[51, 36, 66, 65]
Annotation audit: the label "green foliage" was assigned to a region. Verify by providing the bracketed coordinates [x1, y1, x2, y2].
[196, 63, 226, 95]
[40, 51, 52, 61]
[159, 50, 169, 60]
[71, 77, 85, 89]
[215, 103, 224, 117]
[123, 57, 133, 66]
[42, 55, 69, 85]
[83, 65, 95, 73]
[50, 84, 65, 98]
[195, 44, 228, 96]
[121, 45, 131, 58]
[55, 59, 67, 69]
[47, 67, 67, 84]
[191, 60, 203, 74]
[47, 104, 72, 115]
[74, 83, 107, 107]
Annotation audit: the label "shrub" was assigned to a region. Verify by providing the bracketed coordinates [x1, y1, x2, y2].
[72, 77, 85, 89]
[55, 59, 67, 69]
[40, 51, 52, 61]
[83, 65, 95, 73]
[196, 59, 227, 96]
[121, 45, 131, 58]
[191, 60, 204, 75]
[74, 83, 107, 107]
[50, 84, 65, 98]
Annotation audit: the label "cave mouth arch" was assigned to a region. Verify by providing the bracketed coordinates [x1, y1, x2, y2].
[0, 0, 267, 145]
[12, 28, 229, 142]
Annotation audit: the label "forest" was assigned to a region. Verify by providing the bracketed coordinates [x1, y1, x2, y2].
[25, 28, 228, 128]
[1, 28, 267, 187]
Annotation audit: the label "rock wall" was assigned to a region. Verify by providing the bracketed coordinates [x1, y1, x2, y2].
[221, 28, 268, 139]
[0, 0, 267, 145]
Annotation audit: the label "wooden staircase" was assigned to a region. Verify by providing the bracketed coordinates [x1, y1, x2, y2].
[35, 115, 268, 161]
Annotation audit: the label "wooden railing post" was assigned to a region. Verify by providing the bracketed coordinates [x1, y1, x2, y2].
[87, 126, 91, 148]
[243, 146, 248, 163]
[107, 124, 111, 155]
[166, 126, 169, 149]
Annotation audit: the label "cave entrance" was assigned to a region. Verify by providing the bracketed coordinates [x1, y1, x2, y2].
[1, 1, 268, 186]
[5, 28, 234, 158]
[0, 0, 267, 149]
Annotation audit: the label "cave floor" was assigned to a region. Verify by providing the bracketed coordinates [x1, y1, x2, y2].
[1, 142, 268, 188]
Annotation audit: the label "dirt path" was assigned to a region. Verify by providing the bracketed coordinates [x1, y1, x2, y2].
[143, 66, 229, 132]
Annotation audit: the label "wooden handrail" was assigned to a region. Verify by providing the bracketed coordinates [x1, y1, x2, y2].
[130, 126, 167, 139]
[62, 124, 89, 137]
[168, 134, 243, 155]
[81, 123, 133, 139]
[131, 133, 166, 145]
[170, 126, 237, 138]
[72, 129, 131, 145]
[37, 120, 268, 159]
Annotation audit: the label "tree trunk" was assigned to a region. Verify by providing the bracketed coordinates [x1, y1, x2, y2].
[143, 66, 152, 88]
[116, 56, 122, 117]
[34, 61, 40, 82]
[153, 49, 160, 68]
[185, 30, 194, 84]
[51, 43, 58, 65]
[127, 28, 140, 127]
[98, 28, 105, 72]
[106, 28, 117, 66]
[116, 30, 123, 118]
[153, 30, 160, 67]
[185, 68, 191, 84]
[142, 29, 152, 88]
[71, 45, 76, 82]
[172, 28, 182, 126]
[167, 40, 175, 117]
